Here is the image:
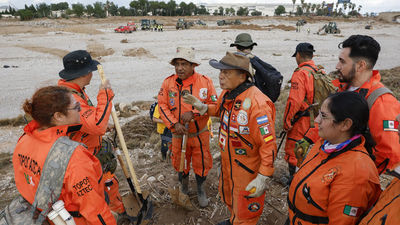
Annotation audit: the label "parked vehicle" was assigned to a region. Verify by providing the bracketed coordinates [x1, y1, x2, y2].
[196, 20, 206, 26]
[217, 19, 241, 26]
[141, 19, 151, 30]
[114, 25, 135, 33]
[176, 18, 189, 30]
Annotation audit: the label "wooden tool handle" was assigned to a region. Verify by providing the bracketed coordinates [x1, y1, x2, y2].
[97, 65, 142, 194]
[178, 123, 189, 172]
[179, 133, 188, 172]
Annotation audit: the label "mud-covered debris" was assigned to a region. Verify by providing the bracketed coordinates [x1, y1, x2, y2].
[119, 116, 156, 149]
[380, 66, 400, 99]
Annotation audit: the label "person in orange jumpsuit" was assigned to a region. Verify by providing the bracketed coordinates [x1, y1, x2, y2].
[288, 91, 381, 225]
[13, 86, 116, 225]
[283, 42, 319, 177]
[358, 113, 400, 225]
[296, 35, 400, 174]
[184, 52, 277, 225]
[158, 47, 217, 207]
[57, 50, 125, 214]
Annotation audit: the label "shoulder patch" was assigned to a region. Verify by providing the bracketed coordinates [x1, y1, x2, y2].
[383, 120, 399, 132]
[243, 98, 251, 110]
[343, 205, 360, 217]
[256, 115, 269, 125]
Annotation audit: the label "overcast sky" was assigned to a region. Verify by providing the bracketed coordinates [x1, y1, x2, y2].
[1, 0, 399, 13]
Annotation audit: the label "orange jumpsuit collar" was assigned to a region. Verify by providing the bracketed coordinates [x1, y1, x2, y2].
[176, 72, 199, 86]
[58, 79, 84, 93]
[333, 70, 381, 91]
[23, 120, 82, 143]
[297, 60, 316, 68]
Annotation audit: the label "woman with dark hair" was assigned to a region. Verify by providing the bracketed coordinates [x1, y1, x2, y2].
[12, 86, 116, 225]
[288, 91, 381, 225]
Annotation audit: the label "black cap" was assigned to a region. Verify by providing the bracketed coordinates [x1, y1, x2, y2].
[292, 42, 315, 57]
[59, 50, 100, 81]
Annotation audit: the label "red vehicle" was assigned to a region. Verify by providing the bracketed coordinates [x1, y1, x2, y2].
[114, 25, 136, 33]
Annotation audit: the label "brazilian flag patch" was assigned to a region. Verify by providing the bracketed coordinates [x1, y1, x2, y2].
[235, 148, 247, 155]
[211, 95, 217, 102]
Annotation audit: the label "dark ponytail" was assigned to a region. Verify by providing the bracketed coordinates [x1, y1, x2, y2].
[327, 91, 376, 158]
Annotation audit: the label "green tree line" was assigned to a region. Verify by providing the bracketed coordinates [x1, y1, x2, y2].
[2, 0, 268, 21]
[3, 1, 213, 21]
[275, 0, 363, 17]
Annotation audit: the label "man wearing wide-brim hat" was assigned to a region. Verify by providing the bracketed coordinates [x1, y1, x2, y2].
[58, 50, 128, 216]
[183, 52, 277, 225]
[158, 47, 217, 208]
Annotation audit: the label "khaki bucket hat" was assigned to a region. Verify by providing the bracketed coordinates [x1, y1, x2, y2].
[209, 52, 253, 76]
[170, 47, 200, 66]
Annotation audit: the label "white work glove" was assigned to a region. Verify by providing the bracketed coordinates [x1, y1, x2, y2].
[182, 94, 208, 115]
[245, 173, 270, 197]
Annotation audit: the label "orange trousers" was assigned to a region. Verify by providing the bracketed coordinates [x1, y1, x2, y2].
[171, 131, 212, 177]
[219, 170, 265, 225]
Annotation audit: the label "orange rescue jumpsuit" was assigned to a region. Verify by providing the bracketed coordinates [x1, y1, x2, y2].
[208, 82, 277, 225]
[358, 176, 400, 225]
[58, 79, 124, 213]
[283, 60, 316, 166]
[303, 71, 400, 174]
[288, 137, 380, 225]
[13, 121, 116, 225]
[158, 72, 217, 176]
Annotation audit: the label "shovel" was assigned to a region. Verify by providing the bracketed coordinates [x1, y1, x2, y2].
[97, 65, 153, 225]
[168, 123, 194, 210]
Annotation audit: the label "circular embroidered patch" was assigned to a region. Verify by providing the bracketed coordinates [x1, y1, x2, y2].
[248, 202, 260, 212]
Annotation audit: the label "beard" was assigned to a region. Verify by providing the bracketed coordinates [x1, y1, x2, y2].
[338, 64, 356, 84]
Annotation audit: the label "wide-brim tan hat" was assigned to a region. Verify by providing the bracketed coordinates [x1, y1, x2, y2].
[170, 47, 200, 66]
[209, 51, 253, 76]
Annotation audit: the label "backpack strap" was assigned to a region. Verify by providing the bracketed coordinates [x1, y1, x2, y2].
[300, 64, 318, 73]
[32, 136, 80, 223]
[366, 87, 394, 109]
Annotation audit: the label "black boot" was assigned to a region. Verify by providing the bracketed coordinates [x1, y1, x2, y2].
[195, 174, 208, 207]
[178, 172, 189, 194]
[288, 163, 296, 186]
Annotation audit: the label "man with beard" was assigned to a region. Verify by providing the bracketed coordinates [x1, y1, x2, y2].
[296, 35, 400, 174]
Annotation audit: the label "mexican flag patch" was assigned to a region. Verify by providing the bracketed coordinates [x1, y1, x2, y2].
[383, 120, 399, 132]
[259, 125, 270, 136]
[343, 205, 360, 217]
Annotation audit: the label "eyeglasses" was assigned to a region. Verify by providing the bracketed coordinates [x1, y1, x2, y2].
[318, 110, 334, 120]
[68, 102, 81, 112]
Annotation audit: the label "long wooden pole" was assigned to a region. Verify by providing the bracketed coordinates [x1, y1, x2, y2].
[97, 65, 142, 194]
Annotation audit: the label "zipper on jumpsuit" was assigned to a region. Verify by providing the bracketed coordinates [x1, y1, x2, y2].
[227, 99, 236, 223]
[291, 150, 331, 225]
[177, 83, 182, 123]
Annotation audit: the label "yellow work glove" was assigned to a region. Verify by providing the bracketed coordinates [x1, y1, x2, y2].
[294, 138, 312, 166]
[182, 93, 208, 115]
[245, 173, 270, 197]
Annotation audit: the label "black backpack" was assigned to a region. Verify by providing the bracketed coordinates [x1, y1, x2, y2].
[249, 55, 283, 102]
[149, 101, 158, 121]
